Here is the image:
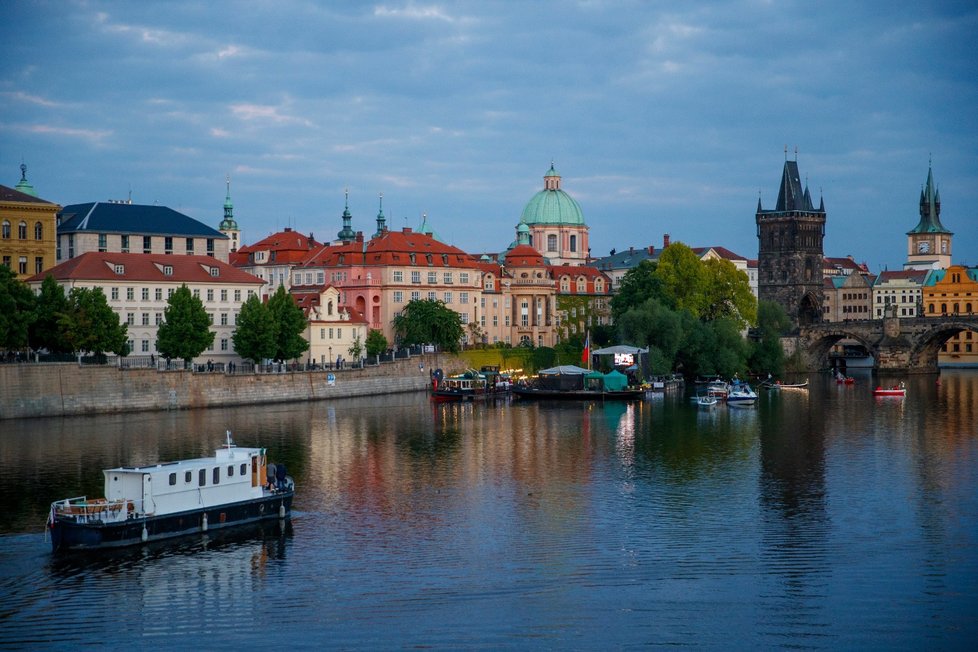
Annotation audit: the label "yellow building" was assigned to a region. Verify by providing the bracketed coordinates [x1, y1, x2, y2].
[0, 166, 60, 280]
[922, 265, 978, 367]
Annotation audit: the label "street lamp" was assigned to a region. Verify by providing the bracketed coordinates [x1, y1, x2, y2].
[328, 346, 332, 369]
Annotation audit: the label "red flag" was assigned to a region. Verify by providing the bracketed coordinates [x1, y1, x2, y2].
[581, 332, 590, 364]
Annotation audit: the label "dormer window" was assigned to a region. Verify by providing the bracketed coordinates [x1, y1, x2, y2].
[163, 265, 173, 276]
[114, 264, 125, 275]
[210, 267, 219, 277]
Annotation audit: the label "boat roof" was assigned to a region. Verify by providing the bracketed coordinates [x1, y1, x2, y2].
[105, 446, 265, 473]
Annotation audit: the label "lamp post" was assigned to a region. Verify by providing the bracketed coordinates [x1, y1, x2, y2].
[328, 346, 332, 369]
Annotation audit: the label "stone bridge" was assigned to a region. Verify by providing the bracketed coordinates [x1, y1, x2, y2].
[794, 313, 978, 373]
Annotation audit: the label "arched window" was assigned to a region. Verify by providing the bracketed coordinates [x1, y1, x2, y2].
[547, 234, 557, 252]
[941, 303, 947, 314]
[953, 303, 960, 314]
[327, 300, 333, 316]
[1, 221, 9, 239]
[569, 235, 577, 252]
[18, 222, 27, 239]
[34, 222, 43, 240]
[928, 304, 935, 314]
[967, 303, 973, 314]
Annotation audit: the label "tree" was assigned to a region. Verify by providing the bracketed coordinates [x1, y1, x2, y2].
[701, 257, 757, 328]
[232, 295, 277, 364]
[392, 299, 464, 353]
[60, 287, 128, 356]
[749, 300, 792, 375]
[348, 333, 364, 362]
[365, 329, 388, 357]
[617, 298, 683, 375]
[29, 275, 71, 354]
[0, 266, 36, 352]
[610, 260, 662, 322]
[655, 242, 707, 316]
[267, 286, 309, 362]
[156, 284, 214, 364]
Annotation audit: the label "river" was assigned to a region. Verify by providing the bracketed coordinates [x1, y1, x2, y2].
[1, 370, 976, 649]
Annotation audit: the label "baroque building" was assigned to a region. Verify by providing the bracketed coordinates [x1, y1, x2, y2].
[519, 164, 589, 265]
[1, 165, 60, 280]
[756, 157, 826, 327]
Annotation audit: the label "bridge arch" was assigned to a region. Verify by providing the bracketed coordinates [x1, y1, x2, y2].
[801, 327, 877, 370]
[907, 321, 978, 371]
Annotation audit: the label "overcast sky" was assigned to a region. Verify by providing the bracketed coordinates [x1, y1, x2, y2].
[2, 1, 976, 272]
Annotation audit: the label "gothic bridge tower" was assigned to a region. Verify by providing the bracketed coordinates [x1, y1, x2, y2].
[756, 155, 826, 327]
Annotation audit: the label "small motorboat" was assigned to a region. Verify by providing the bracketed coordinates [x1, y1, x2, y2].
[726, 381, 757, 406]
[874, 382, 906, 398]
[696, 393, 717, 409]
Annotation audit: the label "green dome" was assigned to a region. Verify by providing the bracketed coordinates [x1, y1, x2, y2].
[519, 165, 585, 226]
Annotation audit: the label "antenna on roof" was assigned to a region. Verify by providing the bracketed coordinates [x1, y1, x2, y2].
[784, 145, 787, 161]
[794, 146, 798, 161]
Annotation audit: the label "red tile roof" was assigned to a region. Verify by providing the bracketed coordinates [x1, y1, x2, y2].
[27, 252, 264, 285]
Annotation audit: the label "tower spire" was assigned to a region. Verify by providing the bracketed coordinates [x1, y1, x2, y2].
[337, 187, 356, 242]
[218, 174, 240, 252]
[14, 162, 38, 197]
[373, 192, 387, 238]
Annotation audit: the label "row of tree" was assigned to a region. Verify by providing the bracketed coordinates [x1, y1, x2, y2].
[0, 267, 315, 365]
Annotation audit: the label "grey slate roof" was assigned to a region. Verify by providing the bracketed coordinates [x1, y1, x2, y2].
[592, 246, 658, 272]
[0, 184, 57, 205]
[58, 202, 226, 239]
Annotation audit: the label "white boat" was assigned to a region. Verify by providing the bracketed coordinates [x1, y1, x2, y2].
[47, 432, 294, 552]
[696, 393, 717, 409]
[726, 381, 757, 406]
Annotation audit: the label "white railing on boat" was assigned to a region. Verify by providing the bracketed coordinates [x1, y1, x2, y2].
[50, 496, 138, 524]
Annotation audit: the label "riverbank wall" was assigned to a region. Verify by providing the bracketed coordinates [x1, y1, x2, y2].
[0, 355, 452, 420]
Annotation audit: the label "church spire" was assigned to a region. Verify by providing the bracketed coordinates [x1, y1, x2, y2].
[337, 188, 356, 242]
[373, 192, 387, 238]
[218, 175, 240, 252]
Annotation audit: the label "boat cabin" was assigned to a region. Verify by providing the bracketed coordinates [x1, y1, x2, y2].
[104, 446, 270, 517]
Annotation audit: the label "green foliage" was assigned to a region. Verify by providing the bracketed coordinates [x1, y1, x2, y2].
[617, 298, 683, 375]
[156, 284, 214, 362]
[0, 266, 36, 350]
[348, 333, 364, 361]
[701, 257, 757, 327]
[656, 242, 707, 316]
[267, 286, 309, 361]
[365, 329, 388, 357]
[29, 275, 71, 354]
[531, 346, 556, 370]
[232, 295, 277, 363]
[392, 299, 464, 353]
[748, 300, 792, 375]
[60, 287, 128, 356]
[610, 260, 661, 322]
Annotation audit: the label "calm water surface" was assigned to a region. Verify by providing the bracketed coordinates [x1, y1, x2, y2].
[1, 370, 976, 649]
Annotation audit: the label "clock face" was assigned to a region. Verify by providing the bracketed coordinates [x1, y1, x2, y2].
[918, 241, 930, 253]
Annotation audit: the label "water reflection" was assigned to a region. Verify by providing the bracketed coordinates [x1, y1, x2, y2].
[1, 373, 976, 648]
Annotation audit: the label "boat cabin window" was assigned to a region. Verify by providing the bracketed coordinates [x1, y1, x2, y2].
[185, 470, 192, 483]
[227, 465, 234, 477]
[212, 467, 220, 485]
[199, 469, 206, 487]
[169, 473, 177, 486]
[240, 463, 247, 475]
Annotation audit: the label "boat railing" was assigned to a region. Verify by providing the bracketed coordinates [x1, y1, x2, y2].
[50, 496, 138, 524]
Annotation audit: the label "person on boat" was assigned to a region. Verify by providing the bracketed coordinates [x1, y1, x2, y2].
[276, 463, 287, 490]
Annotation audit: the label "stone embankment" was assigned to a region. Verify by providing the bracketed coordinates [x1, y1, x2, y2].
[0, 355, 449, 420]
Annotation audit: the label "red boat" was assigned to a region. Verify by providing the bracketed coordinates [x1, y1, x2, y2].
[874, 383, 906, 397]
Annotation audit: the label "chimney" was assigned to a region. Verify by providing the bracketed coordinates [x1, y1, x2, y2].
[648, 245, 655, 255]
[629, 246, 634, 254]
[285, 227, 292, 232]
[403, 227, 413, 234]
[663, 234, 670, 248]
[355, 231, 364, 243]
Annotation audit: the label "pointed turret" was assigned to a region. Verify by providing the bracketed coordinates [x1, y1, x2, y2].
[908, 163, 951, 235]
[337, 188, 356, 243]
[218, 176, 240, 252]
[373, 193, 387, 238]
[14, 163, 38, 197]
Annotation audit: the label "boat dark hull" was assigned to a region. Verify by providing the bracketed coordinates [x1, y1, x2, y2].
[49, 491, 293, 552]
[513, 387, 644, 400]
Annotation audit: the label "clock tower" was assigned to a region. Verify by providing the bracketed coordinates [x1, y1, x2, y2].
[905, 162, 952, 270]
